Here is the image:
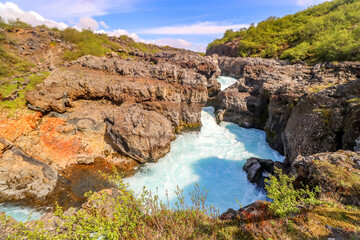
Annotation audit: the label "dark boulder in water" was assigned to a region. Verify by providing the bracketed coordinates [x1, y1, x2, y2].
[243, 157, 282, 188]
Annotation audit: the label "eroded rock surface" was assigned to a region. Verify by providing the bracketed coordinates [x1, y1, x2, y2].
[215, 57, 360, 166]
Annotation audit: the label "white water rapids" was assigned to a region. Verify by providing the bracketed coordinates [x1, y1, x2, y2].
[125, 76, 284, 213]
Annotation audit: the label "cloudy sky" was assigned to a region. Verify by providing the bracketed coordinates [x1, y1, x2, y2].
[0, 0, 328, 52]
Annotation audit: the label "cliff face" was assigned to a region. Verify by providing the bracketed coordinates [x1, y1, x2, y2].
[214, 57, 360, 168]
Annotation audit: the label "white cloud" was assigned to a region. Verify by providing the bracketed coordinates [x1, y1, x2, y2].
[150, 39, 206, 53]
[296, 0, 328, 6]
[151, 38, 192, 48]
[0, 2, 68, 29]
[76, 16, 99, 30]
[8, 0, 137, 20]
[139, 22, 249, 35]
[99, 20, 109, 29]
[96, 28, 207, 52]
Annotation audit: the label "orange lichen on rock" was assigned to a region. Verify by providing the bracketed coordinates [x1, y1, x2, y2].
[0, 112, 42, 141]
[39, 117, 87, 165]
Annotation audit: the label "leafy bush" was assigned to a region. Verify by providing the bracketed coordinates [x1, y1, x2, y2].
[265, 167, 322, 218]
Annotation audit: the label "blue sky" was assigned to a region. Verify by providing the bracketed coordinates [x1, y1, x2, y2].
[0, 0, 327, 51]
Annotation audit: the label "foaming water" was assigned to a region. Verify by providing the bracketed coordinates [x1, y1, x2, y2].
[0, 203, 43, 222]
[125, 107, 284, 213]
[217, 76, 238, 90]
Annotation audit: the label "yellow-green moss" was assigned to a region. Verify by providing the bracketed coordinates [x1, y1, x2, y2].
[309, 83, 337, 93]
[313, 108, 331, 124]
[175, 121, 202, 133]
[347, 98, 360, 103]
[0, 72, 50, 115]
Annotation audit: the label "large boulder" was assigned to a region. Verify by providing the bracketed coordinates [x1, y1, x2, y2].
[219, 200, 270, 221]
[105, 104, 174, 163]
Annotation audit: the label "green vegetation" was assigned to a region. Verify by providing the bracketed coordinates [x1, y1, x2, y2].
[0, 17, 35, 78]
[0, 17, 31, 29]
[4, 173, 221, 239]
[0, 72, 50, 114]
[265, 168, 322, 218]
[312, 158, 360, 198]
[60, 28, 113, 60]
[0, 40, 33, 78]
[313, 108, 332, 124]
[0, 169, 359, 239]
[59, 28, 161, 61]
[207, 0, 360, 63]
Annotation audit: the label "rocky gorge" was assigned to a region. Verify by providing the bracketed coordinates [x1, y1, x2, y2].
[0, 26, 360, 238]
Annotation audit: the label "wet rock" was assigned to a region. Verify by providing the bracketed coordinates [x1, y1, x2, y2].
[243, 157, 282, 188]
[355, 136, 360, 152]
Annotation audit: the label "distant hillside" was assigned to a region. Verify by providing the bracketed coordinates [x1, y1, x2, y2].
[206, 0, 360, 63]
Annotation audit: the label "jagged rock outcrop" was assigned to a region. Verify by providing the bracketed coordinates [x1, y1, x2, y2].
[72, 55, 208, 89]
[0, 43, 219, 206]
[290, 150, 360, 206]
[215, 57, 360, 166]
[215, 57, 310, 153]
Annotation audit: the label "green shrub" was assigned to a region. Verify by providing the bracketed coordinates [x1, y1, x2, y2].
[265, 167, 322, 218]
